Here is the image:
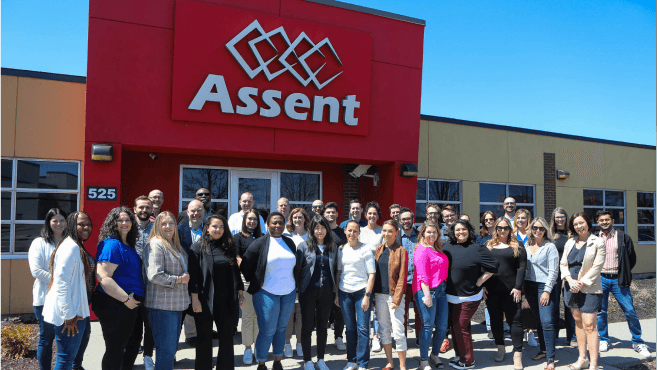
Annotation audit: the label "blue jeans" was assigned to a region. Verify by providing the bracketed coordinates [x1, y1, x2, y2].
[53, 318, 87, 370]
[252, 289, 296, 362]
[148, 308, 183, 370]
[339, 289, 371, 368]
[525, 281, 558, 361]
[74, 317, 91, 368]
[34, 305, 56, 370]
[415, 283, 448, 361]
[598, 276, 643, 345]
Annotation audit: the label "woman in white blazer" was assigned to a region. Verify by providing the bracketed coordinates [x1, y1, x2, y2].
[29, 208, 67, 370]
[560, 212, 606, 370]
[43, 211, 95, 370]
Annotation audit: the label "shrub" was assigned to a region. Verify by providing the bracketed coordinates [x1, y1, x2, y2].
[1, 322, 35, 359]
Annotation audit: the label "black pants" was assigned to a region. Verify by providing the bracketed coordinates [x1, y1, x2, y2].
[299, 286, 334, 362]
[485, 291, 523, 352]
[122, 304, 155, 369]
[194, 307, 235, 370]
[331, 299, 345, 339]
[92, 290, 142, 370]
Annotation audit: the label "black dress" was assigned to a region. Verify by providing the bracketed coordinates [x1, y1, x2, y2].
[563, 245, 602, 313]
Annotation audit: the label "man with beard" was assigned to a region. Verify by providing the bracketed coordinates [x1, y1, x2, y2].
[395, 207, 421, 340]
[503, 197, 517, 224]
[148, 189, 164, 223]
[178, 188, 217, 224]
[311, 199, 324, 215]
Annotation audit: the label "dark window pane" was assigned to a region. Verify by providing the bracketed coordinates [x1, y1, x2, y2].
[2, 159, 12, 188]
[429, 181, 460, 202]
[290, 203, 313, 218]
[1, 224, 9, 252]
[480, 183, 506, 203]
[181, 168, 228, 200]
[415, 203, 426, 224]
[416, 180, 427, 201]
[209, 201, 228, 219]
[638, 209, 655, 225]
[583, 189, 603, 206]
[181, 201, 190, 214]
[509, 185, 534, 204]
[609, 209, 625, 225]
[2, 192, 10, 220]
[280, 173, 320, 202]
[584, 207, 602, 223]
[637, 192, 655, 208]
[16, 161, 78, 190]
[14, 224, 42, 252]
[15, 193, 77, 221]
[239, 178, 271, 212]
[605, 191, 624, 207]
[638, 226, 656, 242]
[480, 204, 505, 221]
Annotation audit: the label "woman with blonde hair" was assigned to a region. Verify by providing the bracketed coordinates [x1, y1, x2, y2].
[413, 221, 449, 370]
[514, 209, 532, 245]
[143, 211, 190, 370]
[524, 217, 559, 370]
[483, 218, 526, 368]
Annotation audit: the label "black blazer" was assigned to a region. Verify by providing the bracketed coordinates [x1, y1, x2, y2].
[178, 222, 201, 253]
[188, 241, 244, 316]
[239, 234, 304, 295]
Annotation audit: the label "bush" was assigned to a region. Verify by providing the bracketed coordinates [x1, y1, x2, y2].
[1, 322, 35, 359]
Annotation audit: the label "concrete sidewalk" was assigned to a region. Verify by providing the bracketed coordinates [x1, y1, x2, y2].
[80, 317, 655, 370]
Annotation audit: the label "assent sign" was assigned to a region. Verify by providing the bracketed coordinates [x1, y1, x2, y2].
[172, 0, 372, 136]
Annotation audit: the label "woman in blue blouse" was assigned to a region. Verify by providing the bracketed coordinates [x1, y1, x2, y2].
[93, 207, 144, 370]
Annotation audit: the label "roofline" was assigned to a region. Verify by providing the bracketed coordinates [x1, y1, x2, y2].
[421, 114, 656, 150]
[1, 68, 86, 84]
[305, 0, 425, 26]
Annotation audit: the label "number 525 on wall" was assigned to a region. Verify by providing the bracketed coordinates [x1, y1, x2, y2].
[87, 186, 118, 201]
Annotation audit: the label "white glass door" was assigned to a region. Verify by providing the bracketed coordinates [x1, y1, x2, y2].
[230, 170, 279, 220]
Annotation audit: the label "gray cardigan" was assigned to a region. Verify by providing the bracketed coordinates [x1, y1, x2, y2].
[524, 240, 559, 293]
[297, 241, 338, 294]
[143, 238, 190, 311]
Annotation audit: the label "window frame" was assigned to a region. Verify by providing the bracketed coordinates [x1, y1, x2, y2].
[1, 158, 81, 259]
[582, 188, 626, 233]
[479, 182, 536, 221]
[637, 191, 656, 244]
[416, 178, 462, 225]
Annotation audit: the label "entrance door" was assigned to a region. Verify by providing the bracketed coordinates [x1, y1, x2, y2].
[230, 170, 279, 221]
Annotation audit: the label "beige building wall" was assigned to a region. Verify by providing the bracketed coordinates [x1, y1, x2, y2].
[1, 73, 86, 314]
[420, 118, 656, 274]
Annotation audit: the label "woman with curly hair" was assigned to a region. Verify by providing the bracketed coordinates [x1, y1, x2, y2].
[42, 211, 94, 370]
[189, 214, 245, 370]
[92, 207, 143, 370]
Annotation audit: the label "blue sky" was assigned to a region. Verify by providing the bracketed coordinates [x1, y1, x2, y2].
[2, 0, 655, 146]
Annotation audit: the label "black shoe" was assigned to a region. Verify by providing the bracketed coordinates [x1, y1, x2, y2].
[449, 360, 474, 369]
[186, 337, 197, 347]
[273, 361, 284, 370]
[73, 367, 86, 370]
[257, 364, 268, 370]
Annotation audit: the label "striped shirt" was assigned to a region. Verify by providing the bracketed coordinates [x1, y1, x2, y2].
[600, 228, 619, 274]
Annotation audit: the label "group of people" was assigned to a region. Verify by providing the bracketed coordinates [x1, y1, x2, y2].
[29, 188, 651, 370]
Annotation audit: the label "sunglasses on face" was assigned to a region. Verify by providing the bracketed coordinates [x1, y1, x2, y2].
[196, 192, 210, 196]
[554, 216, 566, 220]
[532, 226, 546, 232]
[496, 226, 511, 231]
[312, 205, 323, 208]
[484, 218, 495, 222]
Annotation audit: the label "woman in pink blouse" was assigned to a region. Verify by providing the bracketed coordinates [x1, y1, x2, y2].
[413, 221, 449, 370]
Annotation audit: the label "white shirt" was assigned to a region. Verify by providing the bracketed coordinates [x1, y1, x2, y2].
[28, 237, 56, 306]
[228, 212, 267, 236]
[283, 231, 308, 247]
[261, 237, 296, 295]
[43, 237, 90, 325]
[359, 226, 383, 251]
[338, 243, 376, 293]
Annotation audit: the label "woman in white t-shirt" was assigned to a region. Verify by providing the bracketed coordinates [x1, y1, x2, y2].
[336, 220, 376, 370]
[359, 202, 383, 250]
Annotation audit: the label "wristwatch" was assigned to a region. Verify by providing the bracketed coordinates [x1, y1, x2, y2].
[365, 292, 372, 297]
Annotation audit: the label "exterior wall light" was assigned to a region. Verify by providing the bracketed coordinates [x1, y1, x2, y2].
[400, 163, 418, 177]
[557, 169, 570, 180]
[91, 144, 114, 162]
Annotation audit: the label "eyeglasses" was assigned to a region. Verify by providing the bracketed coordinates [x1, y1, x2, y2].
[504, 202, 516, 205]
[196, 192, 210, 196]
[496, 226, 511, 231]
[427, 212, 439, 216]
[532, 226, 546, 232]
[312, 205, 323, 208]
[484, 218, 495, 222]
[554, 216, 566, 220]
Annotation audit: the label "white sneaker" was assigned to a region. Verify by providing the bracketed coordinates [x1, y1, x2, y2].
[527, 332, 538, 347]
[284, 343, 294, 358]
[599, 341, 609, 352]
[357, 368, 368, 370]
[296, 343, 304, 357]
[634, 343, 653, 358]
[371, 337, 382, 352]
[342, 362, 358, 370]
[336, 337, 347, 351]
[304, 361, 316, 370]
[243, 348, 253, 365]
[143, 356, 155, 370]
[317, 359, 330, 370]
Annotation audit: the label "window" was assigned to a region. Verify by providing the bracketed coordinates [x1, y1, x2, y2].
[1, 158, 80, 257]
[415, 179, 461, 224]
[279, 172, 321, 215]
[637, 192, 655, 243]
[479, 183, 535, 222]
[583, 189, 625, 232]
[180, 167, 229, 215]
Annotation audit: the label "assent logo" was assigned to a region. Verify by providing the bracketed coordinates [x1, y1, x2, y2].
[171, 0, 372, 136]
